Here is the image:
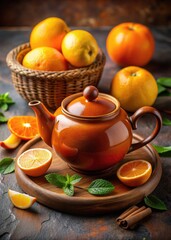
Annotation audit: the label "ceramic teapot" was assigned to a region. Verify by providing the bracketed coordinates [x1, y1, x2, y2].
[29, 86, 162, 174]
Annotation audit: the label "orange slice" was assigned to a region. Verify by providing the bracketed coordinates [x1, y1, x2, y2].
[17, 148, 52, 177]
[117, 160, 152, 187]
[8, 116, 39, 140]
[0, 133, 22, 149]
[8, 189, 36, 209]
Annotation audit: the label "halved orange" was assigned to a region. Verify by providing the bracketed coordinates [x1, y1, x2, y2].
[8, 189, 36, 209]
[8, 116, 39, 140]
[17, 148, 52, 177]
[117, 160, 152, 187]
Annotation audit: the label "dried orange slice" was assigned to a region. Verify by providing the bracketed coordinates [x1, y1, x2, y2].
[17, 148, 52, 177]
[8, 116, 39, 140]
[117, 160, 152, 187]
[8, 189, 36, 209]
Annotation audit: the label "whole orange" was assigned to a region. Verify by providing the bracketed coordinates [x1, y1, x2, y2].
[62, 30, 99, 67]
[110, 66, 158, 112]
[30, 17, 70, 52]
[22, 47, 68, 71]
[106, 22, 155, 67]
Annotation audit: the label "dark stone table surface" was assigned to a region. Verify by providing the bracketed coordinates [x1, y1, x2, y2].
[0, 27, 171, 240]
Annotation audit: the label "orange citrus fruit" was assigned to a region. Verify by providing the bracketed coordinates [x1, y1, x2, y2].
[22, 47, 68, 71]
[30, 17, 70, 52]
[110, 66, 158, 112]
[0, 133, 21, 149]
[8, 116, 39, 140]
[8, 189, 36, 209]
[117, 159, 152, 187]
[106, 22, 155, 67]
[62, 30, 99, 67]
[17, 148, 52, 177]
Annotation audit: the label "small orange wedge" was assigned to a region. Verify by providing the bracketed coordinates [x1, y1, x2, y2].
[17, 148, 52, 177]
[0, 133, 22, 149]
[8, 189, 36, 209]
[117, 159, 152, 187]
[8, 116, 39, 140]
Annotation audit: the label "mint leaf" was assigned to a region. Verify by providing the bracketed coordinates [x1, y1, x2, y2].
[153, 144, 171, 157]
[144, 195, 167, 210]
[157, 82, 167, 95]
[0, 158, 15, 174]
[88, 179, 115, 195]
[162, 116, 171, 126]
[45, 173, 67, 188]
[0, 92, 14, 111]
[63, 184, 74, 196]
[0, 112, 8, 123]
[157, 78, 171, 88]
[70, 174, 82, 184]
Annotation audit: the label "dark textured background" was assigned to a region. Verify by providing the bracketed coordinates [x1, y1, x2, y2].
[0, 0, 171, 27]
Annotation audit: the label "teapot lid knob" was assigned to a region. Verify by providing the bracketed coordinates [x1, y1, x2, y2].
[83, 86, 98, 102]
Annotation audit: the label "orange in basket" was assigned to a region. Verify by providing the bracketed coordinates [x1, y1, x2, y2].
[30, 17, 70, 52]
[22, 47, 68, 71]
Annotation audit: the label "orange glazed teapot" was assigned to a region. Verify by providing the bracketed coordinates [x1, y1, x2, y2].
[29, 86, 162, 174]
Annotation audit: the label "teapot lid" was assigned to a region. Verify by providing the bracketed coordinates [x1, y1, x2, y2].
[66, 86, 116, 117]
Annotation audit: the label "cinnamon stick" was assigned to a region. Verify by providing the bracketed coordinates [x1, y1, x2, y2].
[116, 205, 139, 224]
[116, 205, 152, 230]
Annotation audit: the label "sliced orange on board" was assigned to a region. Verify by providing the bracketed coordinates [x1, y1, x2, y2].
[17, 148, 52, 177]
[8, 116, 39, 140]
[8, 189, 36, 209]
[117, 160, 152, 187]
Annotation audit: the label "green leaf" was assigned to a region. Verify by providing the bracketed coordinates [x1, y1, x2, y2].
[157, 82, 167, 95]
[0, 112, 8, 123]
[70, 174, 82, 184]
[0, 92, 15, 111]
[0, 158, 15, 174]
[162, 116, 171, 126]
[144, 195, 167, 210]
[88, 179, 115, 195]
[45, 173, 67, 188]
[63, 184, 74, 196]
[157, 78, 171, 88]
[0, 103, 8, 111]
[153, 144, 171, 157]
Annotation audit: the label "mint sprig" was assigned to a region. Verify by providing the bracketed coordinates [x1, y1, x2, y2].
[0, 92, 15, 123]
[0, 158, 15, 174]
[0, 92, 14, 111]
[45, 173, 82, 196]
[144, 195, 167, 210]
[45, 173, 115, 196]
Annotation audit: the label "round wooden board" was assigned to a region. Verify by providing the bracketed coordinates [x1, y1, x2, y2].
[15, 134, 162, 215]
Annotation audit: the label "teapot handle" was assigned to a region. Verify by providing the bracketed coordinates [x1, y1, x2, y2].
[128, 106, 162, 153]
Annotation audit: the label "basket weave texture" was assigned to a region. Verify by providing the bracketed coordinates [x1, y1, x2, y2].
[6, 43, 106, 109]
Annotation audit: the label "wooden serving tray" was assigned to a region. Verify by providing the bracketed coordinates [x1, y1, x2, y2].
[15, 134, 162, 215]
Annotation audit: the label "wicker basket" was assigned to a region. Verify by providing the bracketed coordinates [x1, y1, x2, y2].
[6, 43, 106, 109]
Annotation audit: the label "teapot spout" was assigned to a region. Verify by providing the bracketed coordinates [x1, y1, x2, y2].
[29, 100, 55, 147]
